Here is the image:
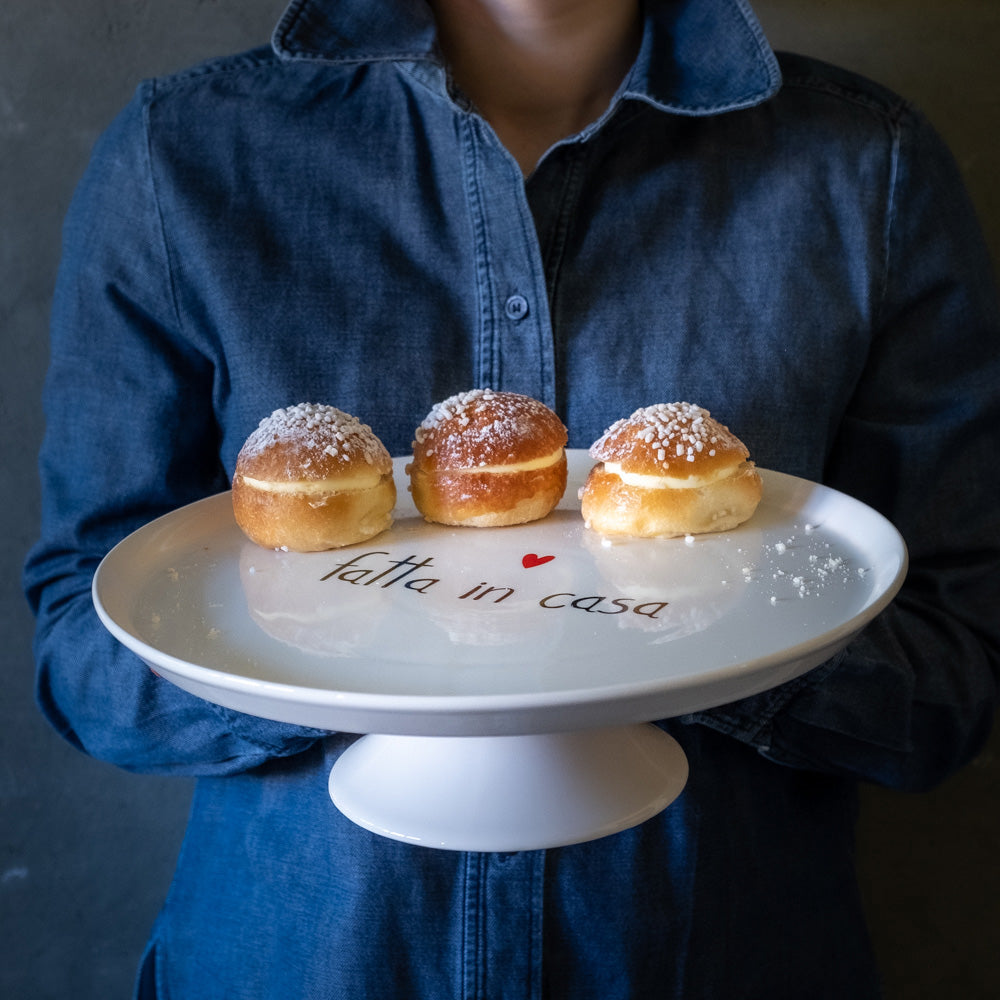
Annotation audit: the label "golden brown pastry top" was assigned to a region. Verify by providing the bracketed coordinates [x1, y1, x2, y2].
[234, 403, 392, 486]
[412, 389, 567, 472]
[589, 402, 751, 486]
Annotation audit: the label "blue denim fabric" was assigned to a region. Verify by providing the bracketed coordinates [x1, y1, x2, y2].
[24, 0, 1000, 996]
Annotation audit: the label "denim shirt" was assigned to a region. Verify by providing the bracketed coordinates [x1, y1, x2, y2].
[24, 0, 1000, 996]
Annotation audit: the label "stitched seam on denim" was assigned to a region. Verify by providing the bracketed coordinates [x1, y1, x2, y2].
[687, 653, 849, 749]
[142, 79, 234, 413]
[542, 146, 587, 307]
[529, 850, 546, 1000]
[271, 0, 309, 55]
[779, 74, 914, 128]
[460, 115, 498, 389]
[278, 50, 436, 65]
[627, 0, 779, 115]
[460, 851, 470, 1000]
[621, 88, 777, 116]
[273, 0, 438, 65]
[876, 117, 903, 333]
[141, 80, 184, 344]
[541, 145, 588, 411]
[619, 6, 780, 118]
[729, 0, 782, 96]
[781, 72, 909, 336]
[508, 160, 557, 406]
[734, 0, 780, 67]
[397, 59, 452, 104]
[144, 47, 280, 91]
[460, 852, 486, 1000]
[204, 701, 324, 753]
[154, 925, 172, 1000]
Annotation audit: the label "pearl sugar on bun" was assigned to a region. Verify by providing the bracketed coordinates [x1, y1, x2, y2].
[232, 403, 396, 551]
[581, 402, 762, 538]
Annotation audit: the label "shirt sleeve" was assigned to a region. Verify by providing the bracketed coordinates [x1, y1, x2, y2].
[23, 84, 328, 776]
[683, 105, 1000, 791]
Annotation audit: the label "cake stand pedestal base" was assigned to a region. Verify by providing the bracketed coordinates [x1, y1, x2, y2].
[328, 722, 689, 851]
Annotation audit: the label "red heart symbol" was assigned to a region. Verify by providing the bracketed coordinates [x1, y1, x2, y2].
[522, 553, 555, 569]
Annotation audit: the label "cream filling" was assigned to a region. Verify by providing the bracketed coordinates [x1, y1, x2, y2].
[240, 471, 384, 494]
[603, 460, 741, 490]
[448, 446, 565, 474]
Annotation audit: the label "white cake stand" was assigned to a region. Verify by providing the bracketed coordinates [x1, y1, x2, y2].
[93, 452, 907, 851]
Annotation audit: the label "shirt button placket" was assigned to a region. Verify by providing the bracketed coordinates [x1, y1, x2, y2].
[459, 114, 554, 404]
[479, 850, 545, 1000]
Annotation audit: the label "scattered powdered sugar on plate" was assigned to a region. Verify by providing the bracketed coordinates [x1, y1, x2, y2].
[736, 523, 871, 604]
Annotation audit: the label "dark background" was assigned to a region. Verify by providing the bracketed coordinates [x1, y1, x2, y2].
[2, 1, 997, 996]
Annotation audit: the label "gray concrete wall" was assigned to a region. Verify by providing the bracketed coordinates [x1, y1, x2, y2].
[2, 1, 997, 996]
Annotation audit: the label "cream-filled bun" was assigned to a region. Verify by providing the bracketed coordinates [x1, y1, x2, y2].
[408, 388, 568, 526]
[232, 403, 396, 551]
[581, 402, 762, 538]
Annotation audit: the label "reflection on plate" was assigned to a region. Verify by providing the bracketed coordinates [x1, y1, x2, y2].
[579, 522, 760, 639]
[240, 544, 388, 658]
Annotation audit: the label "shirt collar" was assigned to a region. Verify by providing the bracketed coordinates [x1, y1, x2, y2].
[272, 0, 781, 115]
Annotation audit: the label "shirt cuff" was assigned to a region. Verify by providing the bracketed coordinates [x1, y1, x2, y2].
[678, 654, 845, 755]
[207, 701, 331, 757]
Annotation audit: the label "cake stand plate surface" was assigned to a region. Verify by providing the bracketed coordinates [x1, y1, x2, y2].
[93, 451, 907, 850]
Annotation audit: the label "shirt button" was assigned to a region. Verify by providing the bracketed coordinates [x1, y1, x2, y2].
[504, 294, 529, 321]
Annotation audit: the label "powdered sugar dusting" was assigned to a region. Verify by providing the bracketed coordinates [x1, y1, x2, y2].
[740, 526, 870, 602]
[240, 403, 389, 469]
[591, 402, 747, 471]
[413, 388, 566, 467]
